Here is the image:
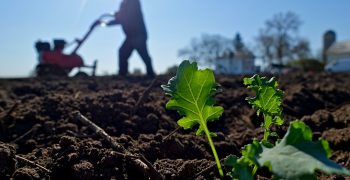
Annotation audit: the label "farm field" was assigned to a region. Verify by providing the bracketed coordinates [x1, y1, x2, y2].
[0, 72, 350, 179]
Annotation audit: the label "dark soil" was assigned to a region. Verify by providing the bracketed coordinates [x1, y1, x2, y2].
[0, 72, 350, 180]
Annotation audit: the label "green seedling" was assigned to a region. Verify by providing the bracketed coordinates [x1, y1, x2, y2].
[162, 60, 224, 177]
[225, 74, 350, 180]
[243, 75, 284, 141]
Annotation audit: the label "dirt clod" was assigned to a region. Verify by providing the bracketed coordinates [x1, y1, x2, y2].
[0, 142, 17, 178]
[13, 167, 40, 180]
[72, 160, 94, 180]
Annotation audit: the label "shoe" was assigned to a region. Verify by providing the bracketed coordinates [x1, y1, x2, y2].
[146, 72, 156, 78]
[117, 73, 127, 79]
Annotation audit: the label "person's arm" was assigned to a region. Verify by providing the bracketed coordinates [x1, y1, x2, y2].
[106, 19, 119, 26]
[106, 12, 122, 26]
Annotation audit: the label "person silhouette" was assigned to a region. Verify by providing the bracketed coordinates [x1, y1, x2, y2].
[107, 0, 155, 77]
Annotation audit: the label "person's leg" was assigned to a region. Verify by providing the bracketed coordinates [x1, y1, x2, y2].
[134, 39, 155, 76]
[118, 39, 134, 76]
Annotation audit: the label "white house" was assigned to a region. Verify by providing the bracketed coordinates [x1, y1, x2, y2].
[327, 41, 350, 62]
[215, 50, 255, 75]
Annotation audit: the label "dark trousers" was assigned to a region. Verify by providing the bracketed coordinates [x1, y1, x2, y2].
[118, 37, 154, 76]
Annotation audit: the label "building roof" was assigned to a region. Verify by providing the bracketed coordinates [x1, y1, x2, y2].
[327, 41, 350, 55]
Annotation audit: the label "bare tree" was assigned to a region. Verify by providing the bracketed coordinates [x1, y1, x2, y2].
[256, 29, 274, 63]
[178, 34, 233, 65]
[291, 38, 311, 60]
[256, 12, 310, 65]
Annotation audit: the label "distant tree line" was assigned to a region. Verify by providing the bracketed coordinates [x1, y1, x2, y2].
[178, 11, 313, 67]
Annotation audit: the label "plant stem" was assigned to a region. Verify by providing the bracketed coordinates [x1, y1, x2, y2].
[16, 155, 51, 174]
[252, 165, 258, 175]
[263, 130, 269, 141]
[202, 122, 223, 177]
[263, 114, 270, 141]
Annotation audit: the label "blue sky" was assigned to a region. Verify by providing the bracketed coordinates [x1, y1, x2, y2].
[0, 0, 350, 77]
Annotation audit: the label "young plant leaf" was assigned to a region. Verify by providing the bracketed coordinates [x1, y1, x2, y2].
[225, 155, 254, 180]
[162, 60, 223, 134]
[243, 74, 284, 140]
[225, 140, 262, 180]
[257, 121, 350, 180]
[162, 60, 224, 177]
